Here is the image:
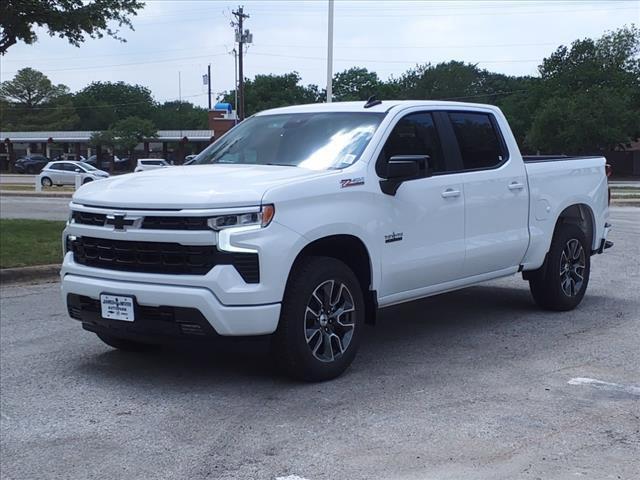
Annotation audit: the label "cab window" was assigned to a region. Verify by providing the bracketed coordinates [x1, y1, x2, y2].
[448, 112, 507, 170]
[378, 112, 445, 177]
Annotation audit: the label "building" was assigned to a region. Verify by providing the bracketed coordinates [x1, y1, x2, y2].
[0, 130, 214, 172]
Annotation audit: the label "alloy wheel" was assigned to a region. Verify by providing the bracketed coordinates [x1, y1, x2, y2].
[304, 279, 356, 363]
[560, 238, 586, 297]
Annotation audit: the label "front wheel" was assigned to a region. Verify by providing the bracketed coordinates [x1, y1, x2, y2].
[528, 223, 591, 311]
[82, 177, 93, 185]
[273, 256, 365, 382]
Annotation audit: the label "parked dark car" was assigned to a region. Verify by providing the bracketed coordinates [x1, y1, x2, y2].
[86, 154, 130, 171]
[14, 155, 50, 174]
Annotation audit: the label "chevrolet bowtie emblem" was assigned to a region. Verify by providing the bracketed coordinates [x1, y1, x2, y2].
[106, 214, 138, 231]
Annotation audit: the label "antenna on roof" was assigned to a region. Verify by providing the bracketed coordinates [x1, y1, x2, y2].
[364, 95, 382, 109]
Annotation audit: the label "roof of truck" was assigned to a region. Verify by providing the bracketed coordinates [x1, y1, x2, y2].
[257, 100, 501, 116]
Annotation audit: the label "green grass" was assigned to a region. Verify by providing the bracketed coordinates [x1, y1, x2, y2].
[0, 219, 66, 268]
[0, 184, 74, 192]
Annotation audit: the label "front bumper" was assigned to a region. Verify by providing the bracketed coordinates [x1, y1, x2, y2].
[62, 274, 281, 337]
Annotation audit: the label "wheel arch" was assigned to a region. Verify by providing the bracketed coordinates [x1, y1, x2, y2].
[554, 203, 596, 251]
[287, 234, 377, 325]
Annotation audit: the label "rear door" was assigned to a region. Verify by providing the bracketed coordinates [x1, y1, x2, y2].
[446, 111, 529, 276]
[377, 111, 466, 301]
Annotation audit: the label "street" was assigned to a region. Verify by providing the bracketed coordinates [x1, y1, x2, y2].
[0, 196, 70, 221]
[1, 208, 639, 480]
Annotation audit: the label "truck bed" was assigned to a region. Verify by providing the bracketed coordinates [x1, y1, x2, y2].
[522, 155, 603, 163]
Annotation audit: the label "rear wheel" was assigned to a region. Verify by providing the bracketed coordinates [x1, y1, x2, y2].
[40, 176, 52, 187]
[273, 256, 365, 382]
[96, 332, 153, 352]
[528, 223, 590, 311]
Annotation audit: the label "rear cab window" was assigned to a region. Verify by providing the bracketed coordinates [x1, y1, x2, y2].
[448, 112, 508, 171]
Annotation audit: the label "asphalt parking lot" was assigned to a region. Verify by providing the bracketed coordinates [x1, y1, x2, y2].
[1, 208, 638, 480]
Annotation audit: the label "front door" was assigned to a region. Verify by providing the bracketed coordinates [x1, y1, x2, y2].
[377, 111, 466, 303]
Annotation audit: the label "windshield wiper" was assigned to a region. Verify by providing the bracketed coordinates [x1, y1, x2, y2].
[265, 163, 297, 167]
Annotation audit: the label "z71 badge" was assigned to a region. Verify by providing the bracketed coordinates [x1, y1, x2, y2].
[385, 232, 403, 243]
[340, 177, 365, 188]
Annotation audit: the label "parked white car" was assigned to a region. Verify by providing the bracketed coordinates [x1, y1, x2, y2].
[134, 158, 170, 172]
[39, 161, 109, 187]
[62, 100, 611, 381]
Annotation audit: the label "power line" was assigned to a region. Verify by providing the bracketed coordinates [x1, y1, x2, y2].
[4, 92, 208, 111]
[1, 53, 229, 75]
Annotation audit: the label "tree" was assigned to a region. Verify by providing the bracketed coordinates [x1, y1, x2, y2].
[72, 81, 155, 130]
[0, 0, 145, 54]
[222, 72, 321, 116]
[527, 25, 640, 153]
[0, 67, 79, 130]
[109, 116, 157, 156]
[332, 67, 381, 101]
[151, 101, 208, 130]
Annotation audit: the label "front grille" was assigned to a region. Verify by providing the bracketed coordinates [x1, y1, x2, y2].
[71, 211, 209, 230]
[141, 216, 209, 230]
[68, 236, 259, 282]
[72, 211, 106, 226]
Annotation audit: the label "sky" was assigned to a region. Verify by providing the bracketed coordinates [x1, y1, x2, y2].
[1, 0, 639, 108]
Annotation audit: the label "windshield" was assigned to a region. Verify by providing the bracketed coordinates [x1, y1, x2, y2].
[79, 162, 97, 171]
[194, 112, 385, 170]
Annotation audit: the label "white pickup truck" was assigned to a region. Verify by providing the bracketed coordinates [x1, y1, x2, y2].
[61, 100, 612, 381]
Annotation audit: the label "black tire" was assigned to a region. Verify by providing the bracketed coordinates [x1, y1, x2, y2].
[40, 176, 52, 187]
[96, 332, 153, 352]
[273, 256, 365, 382]
[82, 178, 93, 185]
[528, 223, 591, 311]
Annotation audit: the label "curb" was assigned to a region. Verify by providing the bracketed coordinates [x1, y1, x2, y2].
[0, 191, 73, 198]
[0, 264, 60, 285]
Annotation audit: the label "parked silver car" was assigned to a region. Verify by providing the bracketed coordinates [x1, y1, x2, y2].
[38, 161, 110, 187]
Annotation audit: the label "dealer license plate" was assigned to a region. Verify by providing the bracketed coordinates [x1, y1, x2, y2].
[100, 294, 135, 322]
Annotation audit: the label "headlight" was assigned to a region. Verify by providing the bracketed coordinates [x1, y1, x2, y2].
[207, 204, 275, 230]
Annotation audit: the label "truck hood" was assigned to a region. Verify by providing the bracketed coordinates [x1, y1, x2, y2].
[73, 164, 326, 209]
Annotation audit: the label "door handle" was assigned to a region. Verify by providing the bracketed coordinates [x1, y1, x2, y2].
[508, 182, 525, 191]
[441, 188, 461, 198]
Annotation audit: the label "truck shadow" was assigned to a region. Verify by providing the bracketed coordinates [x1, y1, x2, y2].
[74, 283, 618, 389]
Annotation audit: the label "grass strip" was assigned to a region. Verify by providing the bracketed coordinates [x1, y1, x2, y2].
[0, 219, 65, 268]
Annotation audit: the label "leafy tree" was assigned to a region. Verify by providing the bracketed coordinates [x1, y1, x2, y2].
[0, 0, 145, 54]
[0, 67, 78, 129]
[222, 72, 321, 116]
[528, 25, 640, 153]
[151, 101, 208, 129]
[72, 81, 155, 130]
[109, 116, 157, 155]
[332, 67, 381, 101]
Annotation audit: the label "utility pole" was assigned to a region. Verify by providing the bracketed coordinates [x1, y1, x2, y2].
[232, 6, 251, 120]
[207, 64, 212, 110]
[326, 0, 334, 103]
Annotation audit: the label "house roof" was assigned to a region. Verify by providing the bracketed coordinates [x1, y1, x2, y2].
[1, 130, 214, 143]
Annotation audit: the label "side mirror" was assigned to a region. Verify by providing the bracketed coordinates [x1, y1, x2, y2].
[380, 155, 429, 195]
[74, 168, 81, 172]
